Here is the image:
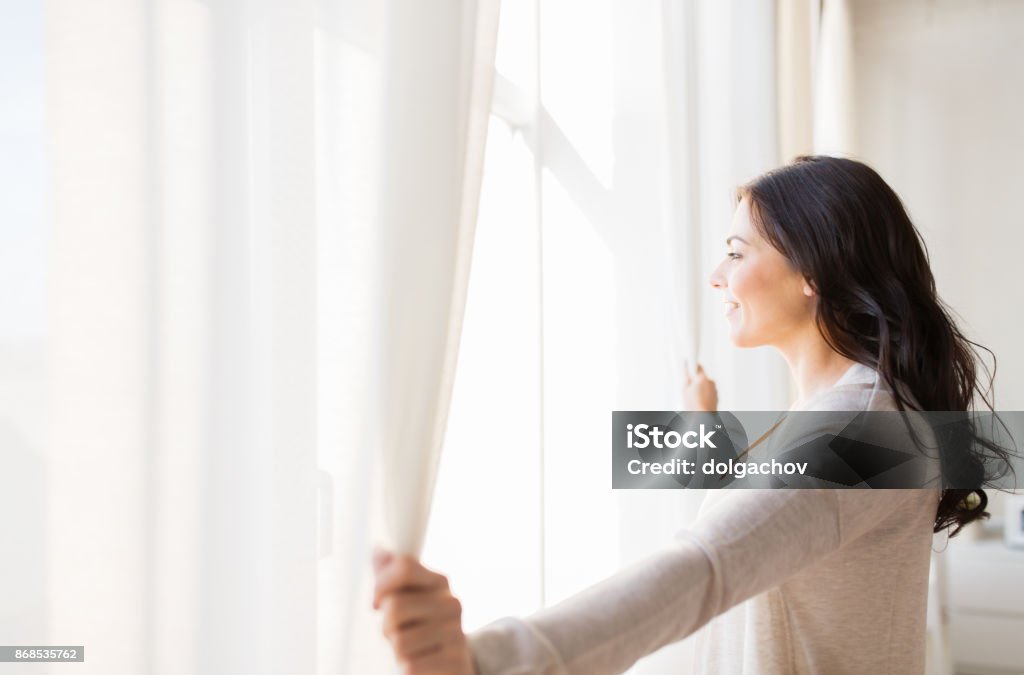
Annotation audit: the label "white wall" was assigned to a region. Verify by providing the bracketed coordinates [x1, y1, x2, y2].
[851, 0, 1024, 411]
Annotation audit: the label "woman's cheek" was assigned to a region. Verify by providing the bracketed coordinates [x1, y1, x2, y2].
[731, 265, 773, 339]
[729, 265, 754, 306]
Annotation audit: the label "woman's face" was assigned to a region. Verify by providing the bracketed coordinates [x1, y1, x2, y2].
[709, 198, 816, 348]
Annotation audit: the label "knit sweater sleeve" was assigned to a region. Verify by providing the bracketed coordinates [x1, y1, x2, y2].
[467, 485, 929, 675]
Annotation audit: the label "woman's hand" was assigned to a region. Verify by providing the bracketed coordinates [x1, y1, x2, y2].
[372, 547, 478, 675]
[683, 360, 718, 411]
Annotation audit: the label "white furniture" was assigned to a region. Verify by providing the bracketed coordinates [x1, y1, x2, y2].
[1005, 496, 1024, 549]
[945, 538, 1024, 674]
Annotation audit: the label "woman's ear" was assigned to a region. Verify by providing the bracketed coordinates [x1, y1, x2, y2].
[802, 281, 815, 297]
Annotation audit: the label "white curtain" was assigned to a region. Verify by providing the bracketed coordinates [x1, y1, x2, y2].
[47, 1, 319, 673]
[336, 0, 500, 672]
[776, 0, 816, 161]
[373, 0, 501, 559]
[42, 0, 497, 674]
[660, 0, 789, 414]
[813, 0, 856, 155]
[776, 0, 857, 158]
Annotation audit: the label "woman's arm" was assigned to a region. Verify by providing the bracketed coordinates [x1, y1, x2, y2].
[374, 385, 935, 674]
[467, 487, 933, 675]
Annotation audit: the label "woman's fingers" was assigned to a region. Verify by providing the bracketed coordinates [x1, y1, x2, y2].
[373, 554, 449, 609]
[372, 545, 393, 572]
[685, 360, 710, 381]
[389, 615, 463, 660]
[682, 362, 717, 412]
[371, 548, 475, 675]
[380, 590, 462, 635]
[398, 639, 473, 675]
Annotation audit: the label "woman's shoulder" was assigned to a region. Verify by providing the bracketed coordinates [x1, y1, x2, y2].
[798, 363, 918, 413]
[801, 386, 897, 412]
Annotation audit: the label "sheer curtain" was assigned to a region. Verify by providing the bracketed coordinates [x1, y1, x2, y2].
[47, 2, 320, 673]
[813, 0, 856, 155]
[42, 0, 497, 674]
[371, 0, 502, 560]
[337, 0, 501, 671]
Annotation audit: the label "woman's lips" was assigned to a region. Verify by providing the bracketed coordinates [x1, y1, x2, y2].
[724, 301, 740, 317]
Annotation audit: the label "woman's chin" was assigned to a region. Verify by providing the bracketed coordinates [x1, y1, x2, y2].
[728, 326, 758, 348]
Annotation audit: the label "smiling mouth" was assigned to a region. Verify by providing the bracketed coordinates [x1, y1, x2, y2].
[724, 301, 740, 316]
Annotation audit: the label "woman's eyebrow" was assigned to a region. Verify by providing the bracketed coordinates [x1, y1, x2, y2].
[725, 235, 749, 246]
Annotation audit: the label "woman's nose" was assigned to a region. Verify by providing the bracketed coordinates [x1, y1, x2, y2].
[709, 262, 726, 290]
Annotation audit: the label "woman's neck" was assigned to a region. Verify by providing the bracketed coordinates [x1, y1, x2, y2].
[776, 329, 858, 407]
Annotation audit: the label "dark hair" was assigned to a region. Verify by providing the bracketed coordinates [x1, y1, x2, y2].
[738, 155, 1012, 535]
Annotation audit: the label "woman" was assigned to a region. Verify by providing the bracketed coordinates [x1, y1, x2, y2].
[372, 156, 1001, 674]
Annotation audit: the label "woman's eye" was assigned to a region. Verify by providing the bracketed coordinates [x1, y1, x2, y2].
[727, 252, 742, 260]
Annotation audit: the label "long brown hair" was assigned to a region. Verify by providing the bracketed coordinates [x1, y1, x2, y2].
[739, 155, 1010, 535]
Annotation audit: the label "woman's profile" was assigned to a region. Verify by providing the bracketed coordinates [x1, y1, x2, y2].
[371, 156, 1005, 674]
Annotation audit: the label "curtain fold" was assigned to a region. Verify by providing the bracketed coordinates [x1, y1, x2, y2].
[776, 0, 816, 162]
[776, 0, 856, 158]
[661, 0, 704, 384]
[372, 0, 501, 558]
[332, 0, 500, 671]
[46, 1, 321, 673]
[659, 0, 790, 413]
[813, 0, 856, 155]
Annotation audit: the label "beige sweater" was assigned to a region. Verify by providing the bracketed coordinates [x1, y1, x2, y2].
[468, 364, 940, 674]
